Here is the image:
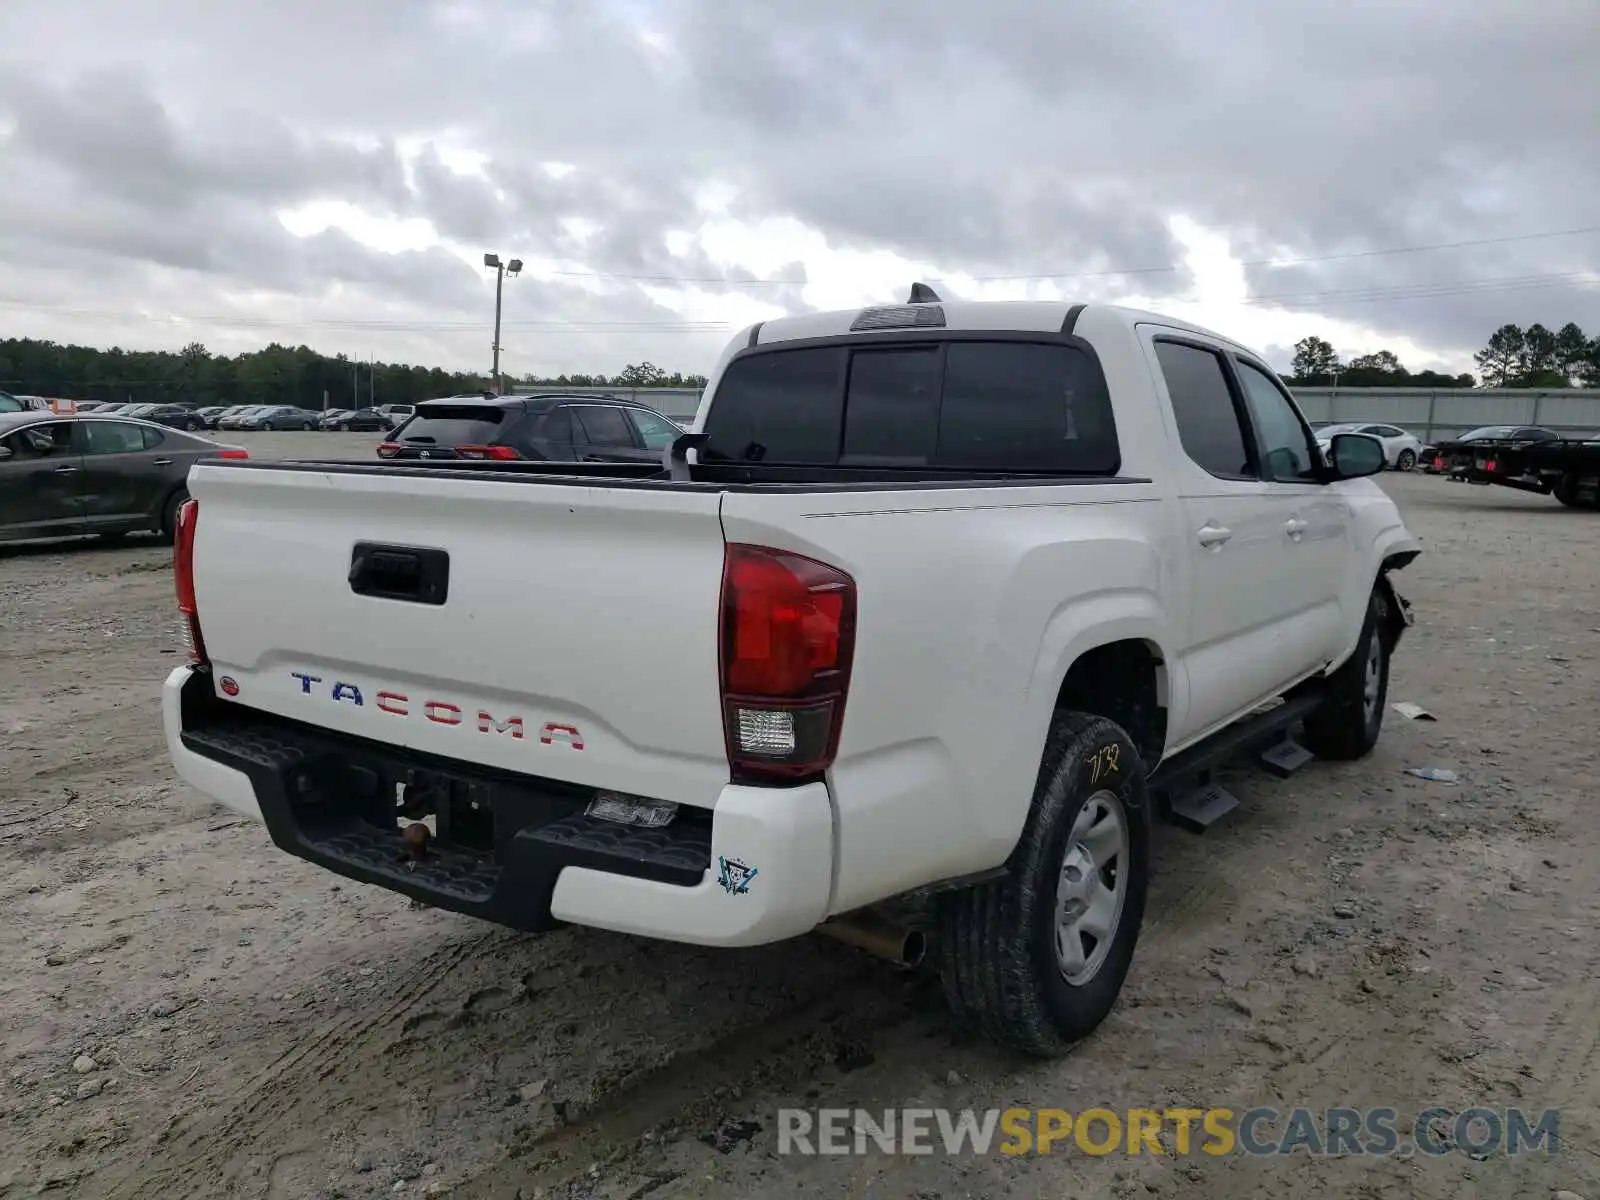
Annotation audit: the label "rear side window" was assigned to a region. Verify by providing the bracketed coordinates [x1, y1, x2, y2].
[937, 342, 1114, 471]
[703, 340, 1117, 472]
[394, 405, 506, 446]
[540, 406, 577, 443]
[83, 421, 147, 455]
[1154, 341, 1252, 478]
[574, 405, 635, 447]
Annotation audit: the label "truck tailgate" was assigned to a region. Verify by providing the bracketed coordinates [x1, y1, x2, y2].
[186, 465, 731, 808]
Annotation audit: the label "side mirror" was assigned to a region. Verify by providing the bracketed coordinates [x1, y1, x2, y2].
[0, 446, 12, 462]
[1328, 433, 1386, 479]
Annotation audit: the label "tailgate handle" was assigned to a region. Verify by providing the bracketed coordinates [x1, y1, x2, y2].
[348, 542, 450, 605]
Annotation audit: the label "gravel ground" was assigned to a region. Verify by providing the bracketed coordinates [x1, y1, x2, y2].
[1, 438, 1597, 1199]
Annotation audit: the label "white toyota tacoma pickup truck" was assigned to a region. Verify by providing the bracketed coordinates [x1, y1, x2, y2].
[162, 291, 1420, 1056]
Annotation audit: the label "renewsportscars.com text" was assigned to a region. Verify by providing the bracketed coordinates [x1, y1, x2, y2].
[777, 1106, 1561, 1158]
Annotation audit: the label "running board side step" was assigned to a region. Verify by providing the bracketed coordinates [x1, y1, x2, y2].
[1149, 695, 1324, 834]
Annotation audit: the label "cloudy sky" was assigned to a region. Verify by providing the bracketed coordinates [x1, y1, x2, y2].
[1, 0, 1597, 381]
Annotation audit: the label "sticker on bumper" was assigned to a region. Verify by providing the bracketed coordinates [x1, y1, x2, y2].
[717, 856, 758, 896]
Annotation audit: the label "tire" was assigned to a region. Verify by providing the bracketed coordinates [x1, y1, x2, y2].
[936, 711, 1151, 1057]
[1300, 586, 1390, 761]
[1396, 449, 1416, 471]
[159, 488, 189, 544]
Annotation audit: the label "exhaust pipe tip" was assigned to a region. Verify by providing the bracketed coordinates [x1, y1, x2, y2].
[815, 912, 927, 970]
[901, 928, 928, 970]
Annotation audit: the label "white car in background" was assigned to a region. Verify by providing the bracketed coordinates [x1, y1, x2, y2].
[1315, 422, 1422, 471]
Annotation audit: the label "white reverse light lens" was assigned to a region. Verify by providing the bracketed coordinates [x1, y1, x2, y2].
[736, 708, 796, 757]
[586, 792, 678, 828]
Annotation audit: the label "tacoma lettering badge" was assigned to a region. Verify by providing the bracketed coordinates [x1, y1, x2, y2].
[289, 672, 530, 739]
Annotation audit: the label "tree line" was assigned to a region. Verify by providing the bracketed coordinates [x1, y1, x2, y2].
[0, 338, 709, 410]
[1289, 322, 1600, 389]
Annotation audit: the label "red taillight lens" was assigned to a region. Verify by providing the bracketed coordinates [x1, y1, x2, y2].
[173, 498, 207, 666]
[1485, 459, 1498, 473]
[376, 442, 401, 458]
[455, 444, 521, 460]
[218, 448, 249, 459]
[719, 544, 856, 783]
[1433, 457, 1444, 468]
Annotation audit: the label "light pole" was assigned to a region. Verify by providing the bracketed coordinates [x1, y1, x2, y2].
[484, 252, 523, 395]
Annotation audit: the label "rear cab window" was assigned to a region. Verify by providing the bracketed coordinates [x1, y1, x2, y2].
[393, 405, 507, 447]
[702, 338, 1118, 473]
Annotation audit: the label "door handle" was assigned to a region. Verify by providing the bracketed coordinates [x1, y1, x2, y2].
[53, 464, 78, 475]
[1196, 523, 1232, 548]
[153, 458, 173, 466]
[1284, 517, 1308, 540]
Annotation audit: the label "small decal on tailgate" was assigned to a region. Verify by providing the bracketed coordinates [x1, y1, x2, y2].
[717, 856, 758, 896]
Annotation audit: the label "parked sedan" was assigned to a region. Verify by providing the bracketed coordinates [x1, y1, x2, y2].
[1313, 422, 1423, 471]
[217, 405, 271, 430]
[132, 404, 209, 432]
[193, 405, 231, 428]
[0, 412, 247, 544]
[319, 407, 392, 431]
[235, 405, 320, 431]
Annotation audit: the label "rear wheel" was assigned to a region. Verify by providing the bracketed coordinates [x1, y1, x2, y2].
[159, 488, 189, 544]
[936, 711, 1150, 1057]
[1301, 587, 1390, 760]
[1396, 449, 1416, 471]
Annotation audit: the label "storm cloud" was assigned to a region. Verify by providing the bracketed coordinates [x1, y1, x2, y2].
[0, 0, 1595, 377]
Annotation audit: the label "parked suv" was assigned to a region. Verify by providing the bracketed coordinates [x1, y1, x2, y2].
[378, 393, 683, 462]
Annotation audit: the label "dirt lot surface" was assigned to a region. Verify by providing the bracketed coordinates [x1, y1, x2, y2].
[2, 438, 1597, 1199]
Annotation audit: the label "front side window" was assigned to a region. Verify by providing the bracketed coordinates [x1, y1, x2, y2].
[4, 422, 73, 458]
[1234, 359, 1320, 483]
[628, 409, 680, 450]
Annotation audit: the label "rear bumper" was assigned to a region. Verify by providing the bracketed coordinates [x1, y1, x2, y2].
[162, 666, 834, 947]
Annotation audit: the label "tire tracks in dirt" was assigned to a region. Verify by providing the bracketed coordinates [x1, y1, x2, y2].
[97, 928, 518, 1200]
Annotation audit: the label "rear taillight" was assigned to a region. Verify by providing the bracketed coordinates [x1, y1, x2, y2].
[455, 444, 521, 460]
[719, 544, 856, 784]
[1485, 459, 1498, 473]
[376, 442, 401, 458]
[218, 448, 248, 459]
[173, 498, 207, 667]
[1433, 456, 1444, 469]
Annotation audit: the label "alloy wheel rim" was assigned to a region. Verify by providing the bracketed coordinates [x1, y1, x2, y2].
[1054, 789, 1130, 986]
